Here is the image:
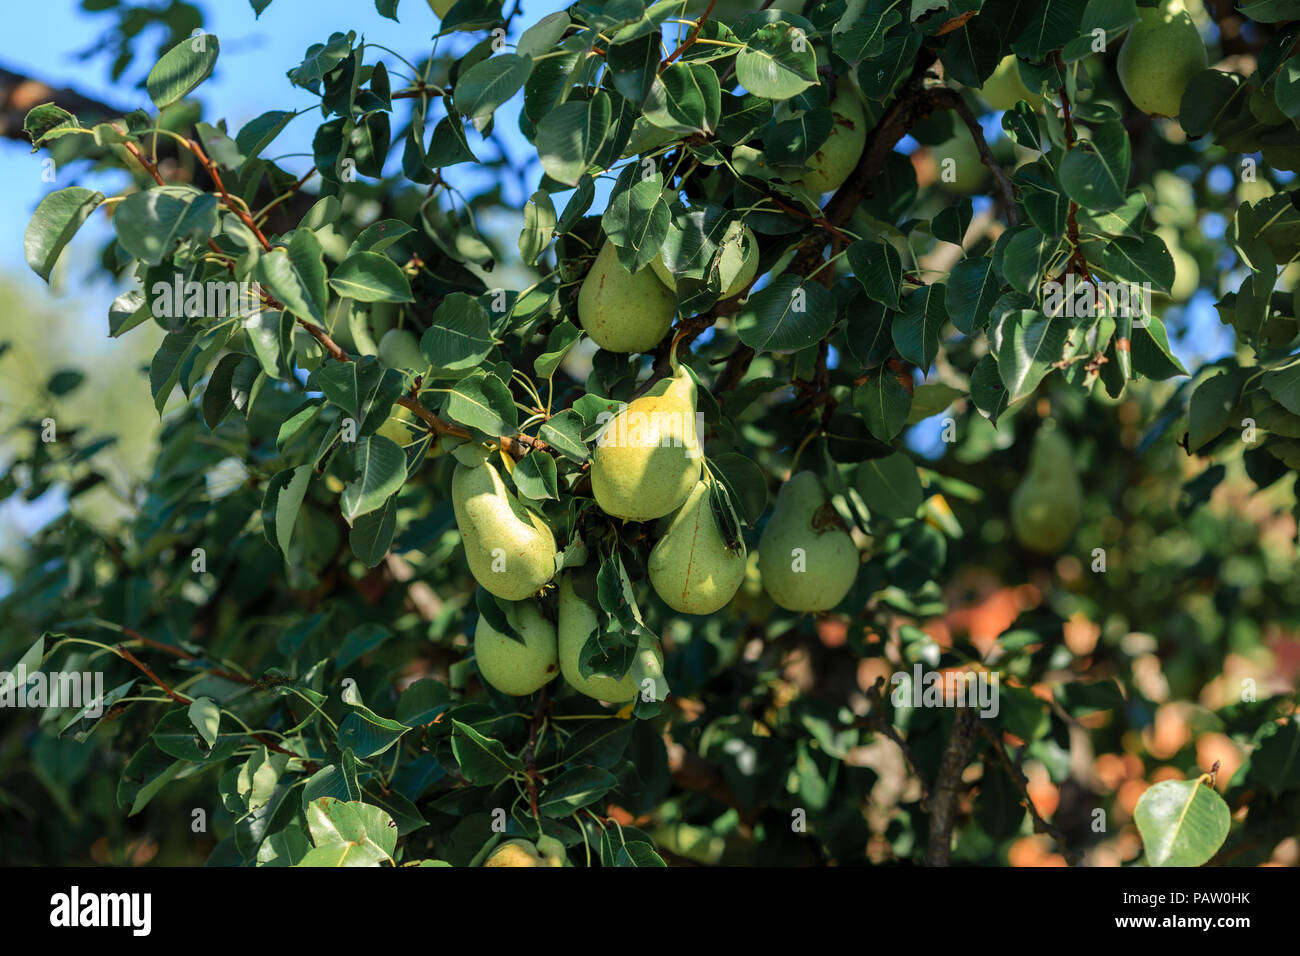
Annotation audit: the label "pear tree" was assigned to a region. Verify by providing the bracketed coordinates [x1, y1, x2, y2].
[6, 0, 1300, 871]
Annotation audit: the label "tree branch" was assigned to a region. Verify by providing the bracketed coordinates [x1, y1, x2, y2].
[925, 706, 977, 866]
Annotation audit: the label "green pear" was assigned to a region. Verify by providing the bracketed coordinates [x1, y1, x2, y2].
[1117, 2, 1207, 119]
[534, 835, 571, 866]
[377, 328, 426, 371]
[931, 127, 987, 194]
[557, 573, 664, 703]
[648, 479, 747, 615]
[1010, 428, 1082, 553]
[977, 55, 1044, 111]
[577, 240, 677, 353]
[757, 471, 859, 612]
[590, 361, 702, 521]
[651, 224, 759, 300]
[483, 838, 548, 866]
[452, 458, 557, 599]
[474, 599, 558, 696]
[796, 83, 868, 194]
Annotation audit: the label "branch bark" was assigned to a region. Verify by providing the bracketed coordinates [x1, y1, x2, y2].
[925, 706, 977, 866]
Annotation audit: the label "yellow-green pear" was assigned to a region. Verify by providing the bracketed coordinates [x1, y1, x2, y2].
[577, 240, 677, 353]
[483, 838, 547, 866]
[452, 459, 557, 599]
[474, 599, 558, 696]
[557, 574, 664, 703]
[977, 55, 1044, 111]
[1117, 2, 1207, 119]
[534, 835, 571, 866]
[648, 479, 747, 615]
[590, 361, 701, 521]
[797, 83, 868, 194]
[1010, 429, 1082, 553]
[757, 472, 859, 612]
[377, 328, 426, 371]
[651, 224, 759, 300]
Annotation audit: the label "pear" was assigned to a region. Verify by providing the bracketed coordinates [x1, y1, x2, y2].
[931, 127, 987, 194]
[1117, 2, 1207, 119]
[452, 459, 557, 599]
[474, 599, 559, 696]
[648, 479, 747, 615]
[557, 573, 664, 703]
[757, 472, 859, 612]
[651, 224, 759, 300]
[797, 83, 868, 194]
[577, 240, 677, 353]
[977, 55, 1044, 111]
[1011, 429, 1083, 553]
[377, 328, 426, 371]
[534, 835, 571, 866]
[590, 362, 702, 522]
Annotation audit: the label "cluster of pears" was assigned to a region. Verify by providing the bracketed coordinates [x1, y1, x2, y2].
[1117, 0, 1207, 119]
[483, 835, 569, 867]
[1010, 427, 1083, 554]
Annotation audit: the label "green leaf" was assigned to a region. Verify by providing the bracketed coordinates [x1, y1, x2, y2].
[519, 190, 557, 265]
[1130, 317, 1188, 380]
[300, 798, 395, 866]
[329, 251, 414, 302]
[443, 371, 518, 435]
[1058, 121, 1130, 213]
[341, 436, 407, 524]
[856, 453, 924, 521]
[848, 239, 903, 310]
[451, 719, 525, 785]
[736, 22, 818, 99]
[1011, 0, 1088, 61]
[24, 187, 105, 283]
[1188, 367, 1248, 452]
[644, 62, 722, 135]
[537, 94, 611, 187]
[421, 294, 495, 371]
[893, 284, 947, 371]
[538, 767, 619, 816]
[264, 465, 312, 554]
[734, 274, 835, 352]
[854, 365, 912, 441]
[454, 54, 533, 129]
[1099, 232, 1175, 295]
[1134, 777, 1231, 867]
[945, 256, 999, 334]
[996, 310, 1067, 403]
[114, 186, 218, 266]
[24, 104, 83, 150]
[236, 110, 294, 165]
[348, 219, 414, 256]
[349, 494, 398, 567]
[1262, 363, 1300, 415]
[149, 326, 201, 414]
[603, 172, 670, 273]
[970, 353, 1009, 423]
[513, 452, 559, 501]
[256, 228, 328, 323]
[146, 34, 220, 108]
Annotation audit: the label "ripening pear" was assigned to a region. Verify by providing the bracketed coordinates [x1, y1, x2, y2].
[577, 240, 677, 353]
[474, 599, 559, 696]
[977, 55, 1044, 111]
[483, 838, 552, 866]
[797, 83, 868, 194]
[557, 573, 664, 703]
[590, 360, 701, 522]
[651, 224, 759, 300]
[1117, 2, 1207, 119]
[758, 472, 859, 612]
[931, 127, 987, 194]
[1010, 429, 1083, 553]
[377, 328, 426, 371]
[452, 459, 557, 599]
[648, 480, 747, 615]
